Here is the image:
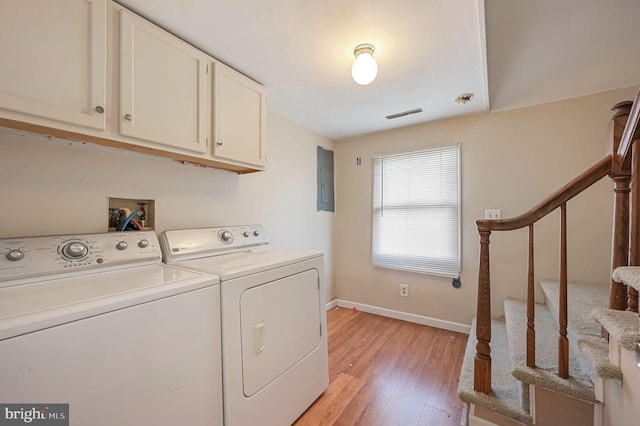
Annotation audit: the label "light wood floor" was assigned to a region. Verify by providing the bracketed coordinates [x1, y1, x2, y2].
[294, 307, 469, 426]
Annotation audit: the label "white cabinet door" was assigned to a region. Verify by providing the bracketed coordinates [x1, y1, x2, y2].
[120, 9, 207, 154]
[213, 62, 266, 168]
[0, 0, 106, 130]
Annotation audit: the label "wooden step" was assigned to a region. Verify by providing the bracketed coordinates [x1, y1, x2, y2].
[458, 318, 533, 425]
[592, 308, 640, 351]
[539, 280, 607, 338]
[612, 266, 640, 293]
[539, 280, 614, 383]
[504, 298, 595, 402]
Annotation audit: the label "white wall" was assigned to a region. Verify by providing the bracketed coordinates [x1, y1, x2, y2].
[0, 112, 335, 300]
[334, 87, 638, 327]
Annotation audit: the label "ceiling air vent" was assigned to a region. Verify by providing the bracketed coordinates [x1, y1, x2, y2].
[385, 108, 423, 120]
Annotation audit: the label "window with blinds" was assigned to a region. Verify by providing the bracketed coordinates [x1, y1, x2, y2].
[372, 144, 460, 277]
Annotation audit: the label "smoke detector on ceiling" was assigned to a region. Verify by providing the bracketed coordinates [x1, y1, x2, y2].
[455, 93, 474, 104]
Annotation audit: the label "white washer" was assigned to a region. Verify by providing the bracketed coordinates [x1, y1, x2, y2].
[160, 225, 329, 426]
[0, 231, 222, 426]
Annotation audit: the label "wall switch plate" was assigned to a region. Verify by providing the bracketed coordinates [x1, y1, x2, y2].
[485, 209, 502, 220]
[400, 283, 409, 297]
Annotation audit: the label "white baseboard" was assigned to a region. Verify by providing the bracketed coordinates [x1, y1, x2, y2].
[331, 299, 470, 334]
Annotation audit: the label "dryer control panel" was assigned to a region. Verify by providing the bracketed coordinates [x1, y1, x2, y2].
[160, 225, 269, 263]
[0, 231, 161, 287]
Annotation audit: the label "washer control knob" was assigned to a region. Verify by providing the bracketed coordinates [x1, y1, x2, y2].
[6, 249, 24, 261]
[253, 230, 260, 237]
[243, 231, 250, 238]
[62, 242, 88, 259]
[220, 230, 233, 244]
[138, 239, 149, 248]
[116, 241, 128, 251]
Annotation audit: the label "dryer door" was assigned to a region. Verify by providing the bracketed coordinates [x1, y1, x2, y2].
[240, 268, 321, 397]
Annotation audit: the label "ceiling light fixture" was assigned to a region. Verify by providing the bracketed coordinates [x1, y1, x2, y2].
[351, 44, 378, 85]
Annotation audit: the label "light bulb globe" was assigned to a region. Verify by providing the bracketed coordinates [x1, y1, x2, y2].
[351, 47, 378, 85]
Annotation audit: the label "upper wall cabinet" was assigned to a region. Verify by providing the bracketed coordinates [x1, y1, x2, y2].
[212, 62, 266, 168]
[119, 9, 208, 154]
[0, 1, 266, 173]
[0, 0, 107, 130]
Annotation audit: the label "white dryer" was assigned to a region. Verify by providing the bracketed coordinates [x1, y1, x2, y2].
[0, 231, 222, 426]
[160, 225, 328, 426]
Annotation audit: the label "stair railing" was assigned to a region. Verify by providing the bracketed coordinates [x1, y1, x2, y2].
[473, 156, 612, 392]
[474, 95, 640, 394]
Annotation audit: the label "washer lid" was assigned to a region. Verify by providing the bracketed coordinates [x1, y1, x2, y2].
[176, 247, 323, 280]
[0, 265, 218, 341]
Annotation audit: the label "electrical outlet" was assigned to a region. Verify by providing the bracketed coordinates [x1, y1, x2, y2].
[485, 209, 502, 220]
[400, 283, 409, 297]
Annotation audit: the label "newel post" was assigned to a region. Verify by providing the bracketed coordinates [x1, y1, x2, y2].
[609, 101, 633, 311]
[474, 229, 492, 394]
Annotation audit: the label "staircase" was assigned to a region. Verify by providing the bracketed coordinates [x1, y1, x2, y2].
[459, 280, 631, 425]
[457, 89, 640, 426]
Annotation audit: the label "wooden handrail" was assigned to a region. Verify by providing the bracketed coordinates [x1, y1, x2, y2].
[617, 86, 640, 161]
[476, 155, 612, 232]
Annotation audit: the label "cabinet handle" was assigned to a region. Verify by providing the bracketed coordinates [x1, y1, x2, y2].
[124, 114, 133, 121]
[95, 106, 104, 113]
[216, 140, 223, 146]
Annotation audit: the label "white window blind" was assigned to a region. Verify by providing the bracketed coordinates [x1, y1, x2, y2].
[372, 144, 460, 277]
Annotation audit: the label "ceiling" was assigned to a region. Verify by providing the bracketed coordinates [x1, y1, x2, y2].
[117, 0, 640, 141]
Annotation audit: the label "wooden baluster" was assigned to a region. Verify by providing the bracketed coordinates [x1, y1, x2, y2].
[527, 224, 536, 368]
[611, 176, 631, 311]
[474, 229, 492, 394]
[629, 141, 640, 312]
[558, 204, 569, 378]
[609, 101, 632, 311]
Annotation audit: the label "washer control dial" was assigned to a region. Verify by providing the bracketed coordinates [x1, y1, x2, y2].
[243, 231, 250, 238]
[253, 230, 260, 237]
[219, 230, 233, 244]
[6, 249, 24, 261]
[116, 241, 128, 251]
[138, 239, 149, 248]
[62, 242, 88, 259]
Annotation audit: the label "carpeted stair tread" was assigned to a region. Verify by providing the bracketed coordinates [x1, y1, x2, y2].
[539, 280, 608, 338]
[504, 299, 595, 402]
[592, 308, 640, 351]
[612, 266, 640, 293]
[540, 280, 610, 388]
[458, 317, 533, 425]
[577, 335, 622, 381]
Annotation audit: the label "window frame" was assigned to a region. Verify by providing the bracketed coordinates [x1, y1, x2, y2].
[371, 144, 461, 278]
